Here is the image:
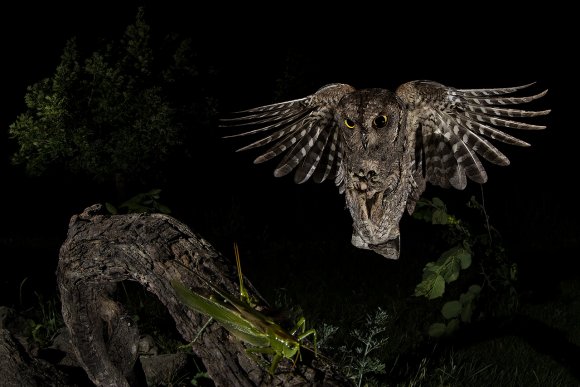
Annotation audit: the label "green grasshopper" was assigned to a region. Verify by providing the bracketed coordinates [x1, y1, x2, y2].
[171, 243, 317, 375]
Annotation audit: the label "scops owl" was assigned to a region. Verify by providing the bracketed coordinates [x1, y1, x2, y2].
[221, 81, 549, 259]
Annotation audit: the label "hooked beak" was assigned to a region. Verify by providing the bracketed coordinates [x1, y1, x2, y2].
[361, 132, 368, 150]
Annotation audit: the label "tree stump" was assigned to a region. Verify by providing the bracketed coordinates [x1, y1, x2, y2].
[57, 204, 352, 386]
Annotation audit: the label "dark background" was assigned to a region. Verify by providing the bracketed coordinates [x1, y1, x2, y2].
[0, 2, 576, 316]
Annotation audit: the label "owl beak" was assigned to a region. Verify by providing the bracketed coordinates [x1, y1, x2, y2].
[361, 132, 368, 150]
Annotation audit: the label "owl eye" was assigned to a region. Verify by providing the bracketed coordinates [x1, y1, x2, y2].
[373, 115, 388, 128]
[344, 118, 356, 128]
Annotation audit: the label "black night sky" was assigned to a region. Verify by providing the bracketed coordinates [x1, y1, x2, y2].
[1, 2, 578, 385]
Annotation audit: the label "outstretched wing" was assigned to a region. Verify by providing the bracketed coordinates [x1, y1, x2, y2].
[220, 83, 355, 185]
[396, 81, 549, 190]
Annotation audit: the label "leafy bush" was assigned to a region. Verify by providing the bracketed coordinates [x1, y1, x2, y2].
[412, 195, 518, 337]
[9, 7, 211, 195]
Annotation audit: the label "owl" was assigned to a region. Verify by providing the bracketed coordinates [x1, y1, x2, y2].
[221, 81, 549, 259]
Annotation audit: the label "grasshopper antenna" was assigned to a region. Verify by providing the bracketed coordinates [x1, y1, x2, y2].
[234, 242, 253, 306]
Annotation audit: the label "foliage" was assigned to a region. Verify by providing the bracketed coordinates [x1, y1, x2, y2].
[105, 188, 171, 214]
[8, 7, 211, 191]
[412, 195, 518, 338]
[189, 371, 212, 386]
[315, 322, 340, 352]
[18, 279, 64, 350]
[414, 245, 472, 300]
[335, 307, 390, 387]
[399, 341, 579, 387]
[427, 285, 482, 338]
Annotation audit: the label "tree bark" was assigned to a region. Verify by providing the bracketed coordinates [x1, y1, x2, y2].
[0, 328, 72, 387]
[57, 204, 352, 386]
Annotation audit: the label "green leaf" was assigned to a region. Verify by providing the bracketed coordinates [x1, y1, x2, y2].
[411, 205, 432, 222]
[443, 261, 461, 283]
[126, 203, 150, 213]
[440, 245, 461, 260]
[439, 247, 453, 261]
[105, 202, 117, 214]
[436, 246, 471, 281]
[428, 322, 446, 338]
[415, 273, 446, 299]
[459, 291, 474, 305]
[468, 284, 481, 295]
[441, 301, 462, 320]
[432, 209, 448, 225]
[445, 318, 460, 335]
[432, 197, 445, 209]
[424, 262, 437, 270]
[458, 249, 472, 269]
[157, 204, 171, 214]
[422, 262, 439, 278]
[460, 301, 473, 323]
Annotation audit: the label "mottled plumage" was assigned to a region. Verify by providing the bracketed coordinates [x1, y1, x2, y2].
[221, 81, 549, 259]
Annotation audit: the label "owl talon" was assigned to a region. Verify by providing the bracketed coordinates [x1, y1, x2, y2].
[370, 236, 400, 260]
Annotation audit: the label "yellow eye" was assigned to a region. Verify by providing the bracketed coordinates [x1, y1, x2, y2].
[373, 115, 388, 128]
[344, 118, 355, 128]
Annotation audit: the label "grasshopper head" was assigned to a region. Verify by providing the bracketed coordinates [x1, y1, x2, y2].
[282, 340, 300, 361]
[269, 332, 301, 362]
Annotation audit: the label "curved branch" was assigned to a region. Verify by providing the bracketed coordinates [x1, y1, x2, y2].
[57, 204, 352, 386]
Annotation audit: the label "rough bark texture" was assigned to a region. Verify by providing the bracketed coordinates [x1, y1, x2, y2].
[57, 204, 352, 386]
[0, 328, 72, 386]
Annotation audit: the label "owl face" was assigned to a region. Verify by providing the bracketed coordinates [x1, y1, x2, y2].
[336, 89, 402, 155]
[336, 89, 412, 259]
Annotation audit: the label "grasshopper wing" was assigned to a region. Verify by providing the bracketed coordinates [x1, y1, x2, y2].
[172, 280, 270, 347]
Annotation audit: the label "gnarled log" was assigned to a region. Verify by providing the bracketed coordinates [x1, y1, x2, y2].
[57, 204, 352, 386]
[0, 328, 72, 387]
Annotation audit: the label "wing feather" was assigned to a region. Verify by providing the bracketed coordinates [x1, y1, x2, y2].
[220, 83, 355, 184]
[294, 113, 336, 183]
[253, 127, 307, 164]
[457, 89, 548, 106]
[397, 80, 548, 189]
[312, 127, 340, 183]
[454, 82, 536, 96]
[274, 119, 326, 178]
[461, 104, 550, 118]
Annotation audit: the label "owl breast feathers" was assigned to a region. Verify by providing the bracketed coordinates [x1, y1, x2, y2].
[221, 81, 549, 259]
